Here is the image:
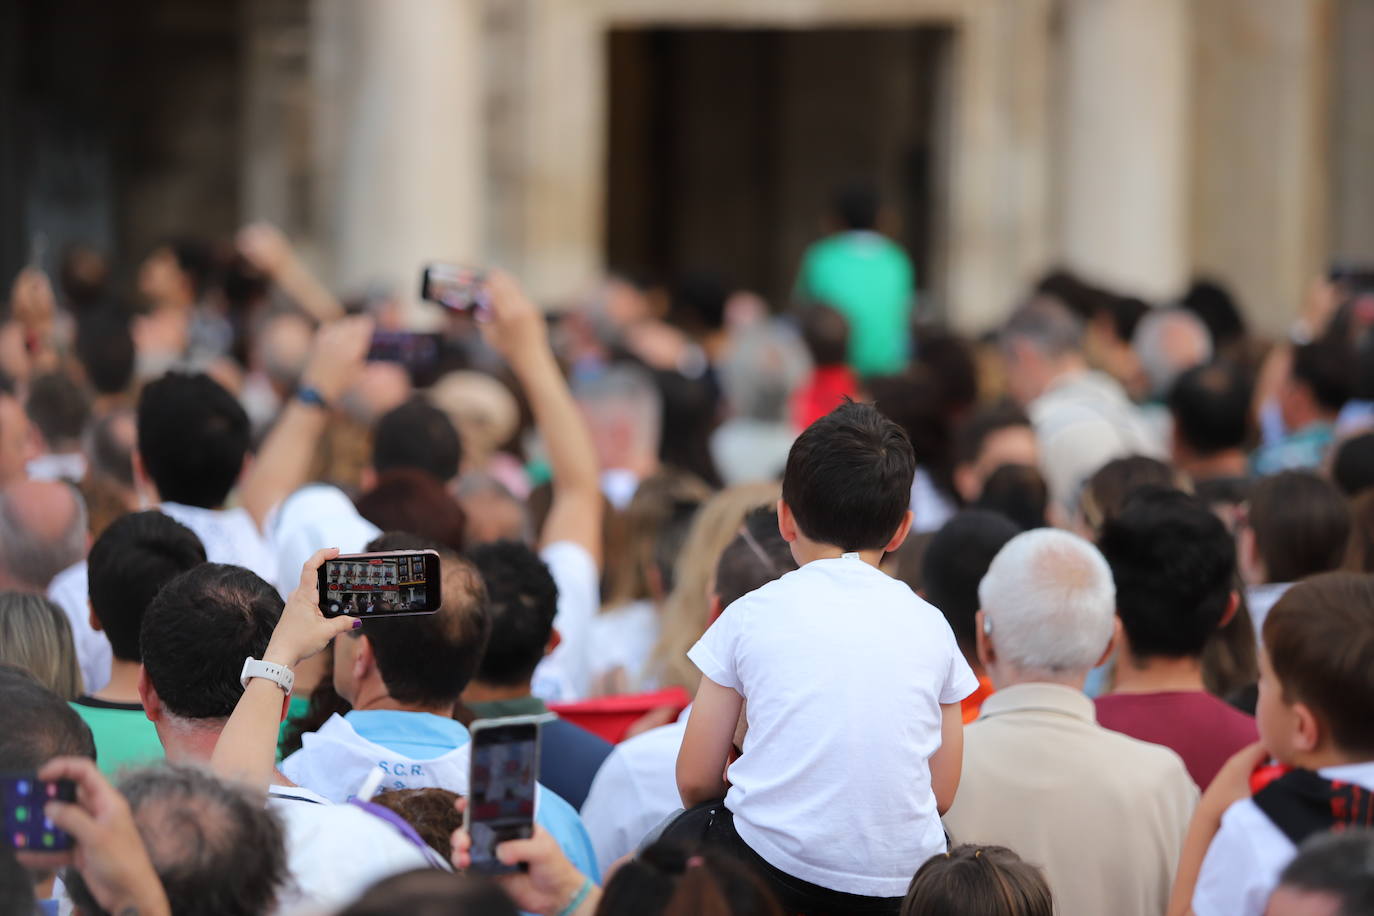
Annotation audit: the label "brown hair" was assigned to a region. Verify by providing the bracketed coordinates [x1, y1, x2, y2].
[1264, 573, 1374, 756]
[371, 788, 462, 860]
[0, 592, 82, 699]
[902, 845, 1053, 916]
[1247, 471, 1351, 584]
[1344, 490, 1374, 574]
[355, 468, 467, 554]
[603, 469, 713, 609]
[1077, 456, 1188, 536]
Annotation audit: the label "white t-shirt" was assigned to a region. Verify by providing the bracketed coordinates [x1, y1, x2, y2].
[267, 784, 438, 914]
[687, 556, 978, 897]
[586, 600, 661, 695]
[531, 541, 600, 703]
[580, 709, 689, 877]
[48, 503, 279, 694]
[1193, 761, 1374, 916]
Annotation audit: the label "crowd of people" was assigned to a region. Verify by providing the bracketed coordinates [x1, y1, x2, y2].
[1, 184, 1373, 916]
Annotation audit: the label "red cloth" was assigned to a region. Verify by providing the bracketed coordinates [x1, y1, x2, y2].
[791, 366, 860, 431]
[549, 687, 692, 744]
[1094, 691, 1258, 789]
[962, 674, 995, 725]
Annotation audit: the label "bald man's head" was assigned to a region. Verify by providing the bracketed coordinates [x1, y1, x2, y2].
[0, 479, 87, 590]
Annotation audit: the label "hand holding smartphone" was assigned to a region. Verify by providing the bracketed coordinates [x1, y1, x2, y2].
[318, 550, 442, 618]
[465, 716, 544, 875]
[421, 263, 491, 317]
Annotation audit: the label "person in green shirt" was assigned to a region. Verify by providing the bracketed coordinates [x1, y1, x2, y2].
[795, 182, 916, 378]
[71, 510, 206, 777]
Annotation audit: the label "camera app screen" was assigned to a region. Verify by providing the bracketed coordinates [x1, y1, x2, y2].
[323, 556, 428, 616]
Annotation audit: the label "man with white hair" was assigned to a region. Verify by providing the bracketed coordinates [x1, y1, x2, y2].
[1132, 307, 1213, 402]
[942, 528, 1198, 916]
[574, 362, 663, 510]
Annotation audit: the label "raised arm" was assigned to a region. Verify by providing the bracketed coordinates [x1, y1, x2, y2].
[237, 222, 345, 323]
[238, 315, 372, 531]
[482, 271, 603, 568]
[211, 548, 356, 791]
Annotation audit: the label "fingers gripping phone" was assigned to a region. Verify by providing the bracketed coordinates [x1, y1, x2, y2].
[2, 775, 76, 852]
[318, 550, 442, 618]
[420, 263, 491, 316]
[465, 716, 543, 875]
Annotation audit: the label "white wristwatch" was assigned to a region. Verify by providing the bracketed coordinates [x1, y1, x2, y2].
[240, 657, 295, 695]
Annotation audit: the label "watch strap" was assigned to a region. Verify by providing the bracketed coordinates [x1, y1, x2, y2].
[295, 385, 330, 410]
[240, 657, 295, 695]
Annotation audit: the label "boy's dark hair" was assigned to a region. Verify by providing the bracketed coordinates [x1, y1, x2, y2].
[141, 564, 282, 720]
[137, 372, 250, 509]
[1248, 471, 1351, 584]
[974, 464, 1049, 531]
[782, 401, 915, 551]
[360, 533, 490, 707]
[1265, 574, 1374, 756]
[372, 398, 463, 483]
[469, 541, 558, 688]
[1291, 338, 1353, 414]
[0, 664, 96, 769]
[69, 763, 288, 916]
[1167, 362, 1252, 456]
[902, 845, 1053, 916]
[798, 304, 850, 367]
[1277, 830, 1374, 916]
[165, 237, 216, 300]
[1181, 278, 1246, 350]
[26, 372, 90, 449]
[834, 181, 879, 231]
[953, 402, 1032, 468]
[714, 507, 798, 609]
[75, 308, 136, 395]
[1333, 432, 1374, 498]
[88, 510, 206, 662]
[1097, 488, 1236, 659]
[339, 870, 518, 916]
[598, 841, 783, 916]
[921, 511, 1022, 661]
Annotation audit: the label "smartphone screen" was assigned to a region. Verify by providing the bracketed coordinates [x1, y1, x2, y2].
[420, 263, 490, 316]
[318, 550, 442, 618]
[367, 332, 443, 386]
[466, 719, 540, 874]
[2, 775, 75, 852]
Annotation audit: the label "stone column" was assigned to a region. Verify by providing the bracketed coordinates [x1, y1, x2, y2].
[1055, 0, 1190, 301]
[311, 0, 483, 315]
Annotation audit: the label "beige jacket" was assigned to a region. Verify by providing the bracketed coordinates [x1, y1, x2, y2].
[943, 683, 1198, 916]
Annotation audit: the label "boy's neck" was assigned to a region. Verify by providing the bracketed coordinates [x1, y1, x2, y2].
[1111, 647, 1206, 695]
[92, 659, 144, 705]
[792, 539, 887, 568]
[1289, 747, 1374, 772]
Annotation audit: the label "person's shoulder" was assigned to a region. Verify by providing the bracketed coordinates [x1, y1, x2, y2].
[1092, 720, 1195, 783]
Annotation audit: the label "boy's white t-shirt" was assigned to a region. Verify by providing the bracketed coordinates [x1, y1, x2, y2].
[687, 555, 978, 897]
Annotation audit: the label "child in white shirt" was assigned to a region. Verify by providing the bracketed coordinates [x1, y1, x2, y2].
[677, 402, 977, 914]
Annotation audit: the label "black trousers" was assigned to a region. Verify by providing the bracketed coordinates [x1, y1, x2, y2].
[694, 804, 904, 916]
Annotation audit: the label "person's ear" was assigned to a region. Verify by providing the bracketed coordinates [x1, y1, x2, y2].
[87, 600, 103, 634]
[883, 510, 913, 554]
[1292, 701, 1321, 754]
[237, 451, 254, 485]
[138, 666, 161, 723]
[359, 466, 378, 494]
[975, 610, 995, 670]
[954, 464, 980, 504]
[1218, 591, 1241, 629]
[131, 450, 156, 507]
[545, 628, 562, 658]
[353, 634, 375, 684]
[777, 499, 798, 544]
[1238, 525, 1266, 585]
[1094, 618, 1123, 670]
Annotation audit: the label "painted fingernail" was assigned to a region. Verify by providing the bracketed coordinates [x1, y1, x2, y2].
[352, 619, 362, 629]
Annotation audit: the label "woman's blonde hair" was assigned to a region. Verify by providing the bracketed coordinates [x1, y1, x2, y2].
[649, 481, 782, 692]
[0, 591, 83, 699]
[603, 469, 714, 610]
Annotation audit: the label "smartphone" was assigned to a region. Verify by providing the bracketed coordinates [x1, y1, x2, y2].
[420, 263, 490, 316]
[318, 550, 442, 618]
[464, 716, 543, 875]
[367, 331, 443, 386]
[2, 775, 76, 852]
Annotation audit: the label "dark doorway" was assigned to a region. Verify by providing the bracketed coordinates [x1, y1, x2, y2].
[605, 26, 952, 312]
